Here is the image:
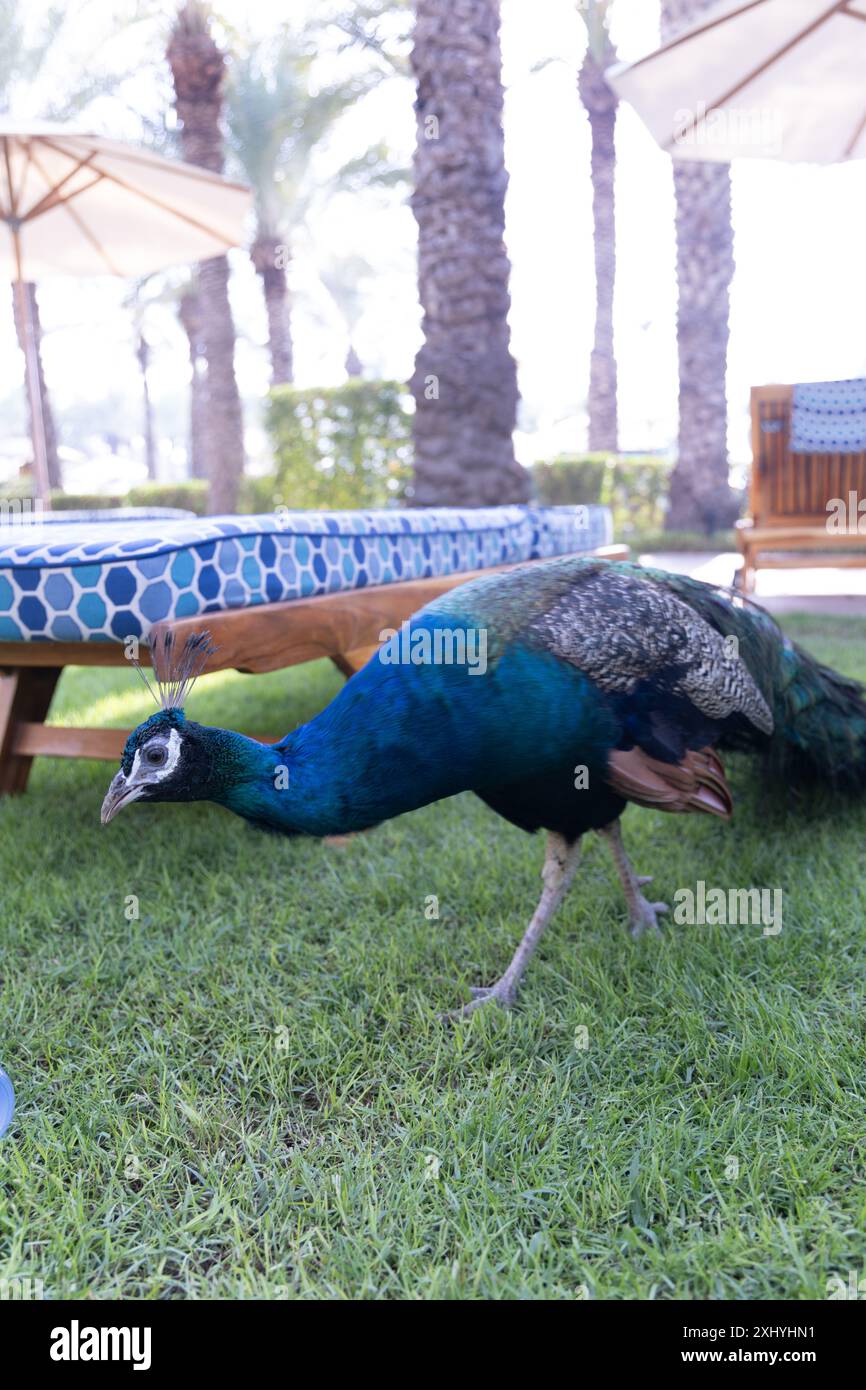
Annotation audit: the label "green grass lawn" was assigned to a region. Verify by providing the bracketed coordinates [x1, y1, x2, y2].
[2, 613, 866, 1300]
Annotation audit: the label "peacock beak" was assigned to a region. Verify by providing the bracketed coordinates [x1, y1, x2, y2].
[100, 771, 142, 825]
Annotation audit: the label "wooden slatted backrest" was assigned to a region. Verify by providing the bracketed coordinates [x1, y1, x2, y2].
[750, 384, 866, 527]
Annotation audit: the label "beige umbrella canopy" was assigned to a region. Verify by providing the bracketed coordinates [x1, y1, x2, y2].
[608, 0, 866, 165]
[0, 120, 251, 502]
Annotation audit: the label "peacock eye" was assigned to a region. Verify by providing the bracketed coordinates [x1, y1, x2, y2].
[144, 744, 167, 767]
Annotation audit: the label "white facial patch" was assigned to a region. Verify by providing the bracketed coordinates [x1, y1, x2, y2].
[130, 726, 183, 785]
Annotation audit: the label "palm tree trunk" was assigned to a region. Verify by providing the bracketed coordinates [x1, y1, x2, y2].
[11, 281, 62, 491]
[179, 287, 209, 481]
[136, 334, 157, 479]
[409, 0, 528, 506]
[188, 363, 208, 481]
[167, 1, 245, 514]
[661, 0, 737, 533]
[195, 253, 245, 511]
[250, 233, 293, 385]
[667, 159, 736, 531]
[579, 45, 618, 454]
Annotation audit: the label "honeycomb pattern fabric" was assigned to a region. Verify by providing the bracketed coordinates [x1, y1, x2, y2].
[0, 505, 611, 644]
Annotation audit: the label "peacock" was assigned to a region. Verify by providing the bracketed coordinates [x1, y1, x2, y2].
[100, 555, 866, 1019]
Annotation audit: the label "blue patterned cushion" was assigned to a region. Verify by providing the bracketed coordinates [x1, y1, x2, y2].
[790, 378, 866, 454]
[523, 504, 611, 558]
[0, 505, 612, 644]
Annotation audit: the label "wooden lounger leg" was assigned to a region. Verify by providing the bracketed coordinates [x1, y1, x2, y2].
[742, 542, 757, 594]
[735, 536, 756, 594]
[331, 645, 380, 679]
[0, 666, 62, 796]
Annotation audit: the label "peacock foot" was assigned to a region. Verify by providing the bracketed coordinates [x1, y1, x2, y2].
[629, 892, 669, 940]
[439, 979, 516, 1024]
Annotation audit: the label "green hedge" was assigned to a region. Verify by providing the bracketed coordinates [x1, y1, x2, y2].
[45, 482, 208, 514]
[266, 379, 412, 510]
[0, 477, 39, 504]
[626, 528, 738, 553]
[49, 491, 124, 511]
[533, 453, 673, 536]
[532, 454, 610, 507]
[237, 474, 282, 514]
[126, 481, 208, 515]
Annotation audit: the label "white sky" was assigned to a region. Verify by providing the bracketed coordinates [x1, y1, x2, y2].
[3, 0, 866, 485]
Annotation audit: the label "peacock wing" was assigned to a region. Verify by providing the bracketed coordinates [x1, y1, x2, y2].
[526, 566, 774, 737]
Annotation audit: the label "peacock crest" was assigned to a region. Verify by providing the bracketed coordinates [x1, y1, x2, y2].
[134, 628, 216, 711]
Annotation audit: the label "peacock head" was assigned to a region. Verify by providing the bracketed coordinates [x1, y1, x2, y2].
[101, 629, 220, 825]
[101, 708, 218, 822]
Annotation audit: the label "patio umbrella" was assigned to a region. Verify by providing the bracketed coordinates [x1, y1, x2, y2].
[0, 120, 251, 504]
[607, 0, 866, 165]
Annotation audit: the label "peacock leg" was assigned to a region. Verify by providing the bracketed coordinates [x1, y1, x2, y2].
[440, 831, 583, 1022]
[599, 819, 668, 940]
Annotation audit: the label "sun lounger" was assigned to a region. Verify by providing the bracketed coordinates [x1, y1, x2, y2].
[0, 504, 625, 792]
[737, 383, 866, 591]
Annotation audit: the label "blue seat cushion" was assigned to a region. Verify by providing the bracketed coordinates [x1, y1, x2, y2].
[0, 505, 612, 643]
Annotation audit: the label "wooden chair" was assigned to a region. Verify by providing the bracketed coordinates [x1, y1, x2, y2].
[0, 545, 628, 794]
[737, 384, 866, 591]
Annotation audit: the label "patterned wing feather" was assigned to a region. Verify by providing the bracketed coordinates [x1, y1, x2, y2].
[526, 568, 773, 734]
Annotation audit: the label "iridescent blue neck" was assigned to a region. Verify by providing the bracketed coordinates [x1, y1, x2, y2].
[214, 619, 605, 839]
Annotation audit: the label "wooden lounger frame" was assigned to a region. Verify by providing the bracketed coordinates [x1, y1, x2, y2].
[737, 384, 866, 591]
[0, 545, 628, 794]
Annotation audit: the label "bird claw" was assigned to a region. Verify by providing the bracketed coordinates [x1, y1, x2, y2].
[630, 896, 669, 940]
[439, 981, 516, 1024]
